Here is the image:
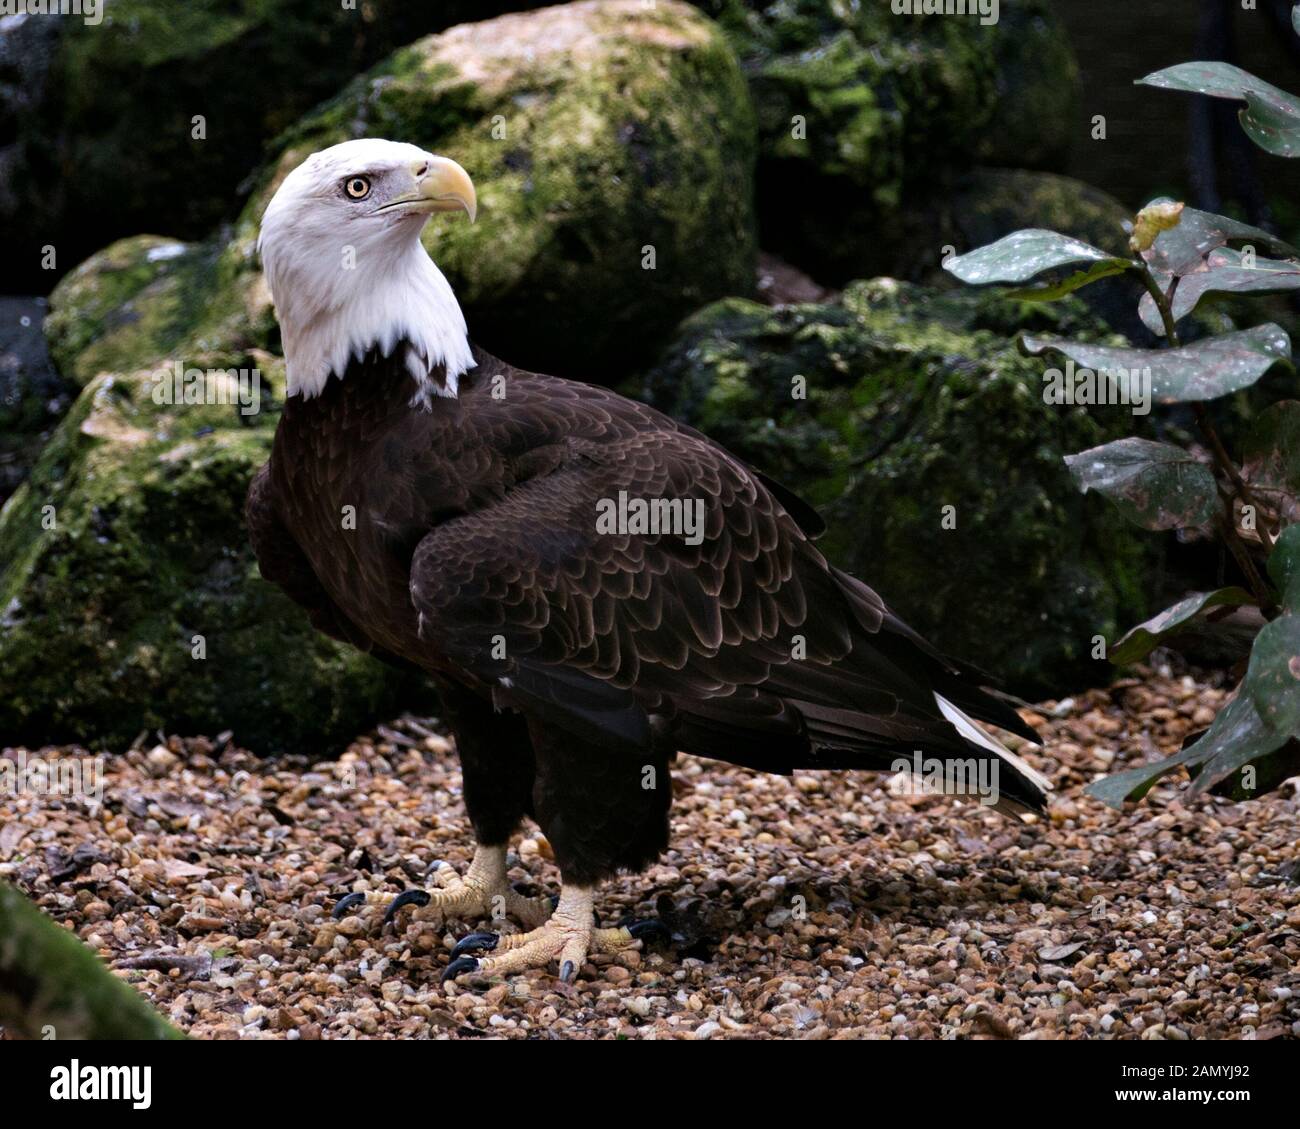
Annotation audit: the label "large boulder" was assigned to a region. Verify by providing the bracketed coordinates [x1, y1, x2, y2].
[694, 0, 1080, 284]
[645, 280, 1152, 697]
[0, 0, 544, 292]
[43, 0, 756, 384]
[0, 354, 432, 753]
[44, 235, 274, 388]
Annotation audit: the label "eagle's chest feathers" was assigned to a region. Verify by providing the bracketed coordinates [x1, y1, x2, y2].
[270, 351, 468, 652]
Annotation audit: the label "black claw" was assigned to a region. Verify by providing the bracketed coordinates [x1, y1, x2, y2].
[451, 931, 500, 958]
[383, 888, 431, 925]
[625, 919, 671, 944]
[559, 960, 576, 983]
[331, 892, 365, 920]
[442, 956, 480, 983]
[549, 894, 560, 910]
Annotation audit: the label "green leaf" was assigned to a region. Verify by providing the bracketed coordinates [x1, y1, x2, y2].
[1064, 438, 1219, 531]
[1184, 692, 1292, 796]
[1139, 63, 1300, 157]
[1245, 399, 1300, 493]
[1268, 524, 1300, 603]
[1006, 259, 1134, 302]
[1230, 527, 1300, 755]
[1239, 88, 1300, 157]
[1091, 524, 1300, 809]
[1086, 746, 1201, 808]
[1087, 690, 1293, 808]
[1109, 587, 1256, 665]
[1022, 324, 1292, 404]
[1206, 736, 1300, 800]
[944, 230, 1130, 286]
[1242, 613, 1300, 734]
[1138, 249, 1300, 336]
[1140, 200, 1300, 276]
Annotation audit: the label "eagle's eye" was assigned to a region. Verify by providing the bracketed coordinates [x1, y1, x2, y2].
[344, 176, 371, 201]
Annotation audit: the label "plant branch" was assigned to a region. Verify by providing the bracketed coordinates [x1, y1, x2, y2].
[1195, 401, 1276, 549]
[1135, 258, 1277, 606]
[1214, 500, 1276, 615]
[1136, 261, 1181, 346]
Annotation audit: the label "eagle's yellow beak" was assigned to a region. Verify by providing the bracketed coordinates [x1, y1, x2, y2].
[414, 155, 477, 223]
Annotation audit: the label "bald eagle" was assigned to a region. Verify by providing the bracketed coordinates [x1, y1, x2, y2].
[249, 139, 1050, 985]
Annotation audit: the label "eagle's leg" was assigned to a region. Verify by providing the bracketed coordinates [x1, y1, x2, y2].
[336, 683, 553, 931]
[334, 843, 553, 928]
[443, 883, 663, 982]
[443, 721, 672, 984]
[421, 849, 555, 928]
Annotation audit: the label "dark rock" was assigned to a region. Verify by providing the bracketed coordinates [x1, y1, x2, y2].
[0, 296, 75, 504]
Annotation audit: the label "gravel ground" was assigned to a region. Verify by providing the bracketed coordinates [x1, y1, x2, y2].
[2, 665, 1298, 1040]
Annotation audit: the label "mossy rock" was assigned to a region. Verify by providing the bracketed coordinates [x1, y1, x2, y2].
[44, 234, 275, 387]
[0, 354, 431, 753]
[646, 280, 1153, 697]
[947, 169, 1133, 262]
[692, 0, 1078, 284]
[46, 1, 757, 385]
[0, 0, 545, 292]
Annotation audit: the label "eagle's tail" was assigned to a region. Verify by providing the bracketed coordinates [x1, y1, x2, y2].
[934, 692, 1052, 818]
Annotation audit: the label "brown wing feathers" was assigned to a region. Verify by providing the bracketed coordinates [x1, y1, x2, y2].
[406, 365, 1041, 802]
[253, 348, 1044, 809]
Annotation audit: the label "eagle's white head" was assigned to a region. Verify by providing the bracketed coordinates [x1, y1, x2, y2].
[258, 138, 478, 405]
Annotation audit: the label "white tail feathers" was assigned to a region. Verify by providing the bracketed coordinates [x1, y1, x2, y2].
[934, 693, 1052, 813]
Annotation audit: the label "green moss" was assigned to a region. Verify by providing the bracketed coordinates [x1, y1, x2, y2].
[0, 358, 431, 754]
[647, 281, 1152, 697]
[691, 0, 1078, 282]
[0, 883, 183, 1040]
[44, 235, 276, 388]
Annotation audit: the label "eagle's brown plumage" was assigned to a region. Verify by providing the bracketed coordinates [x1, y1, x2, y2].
[249, 347, 1045, 866]
[249, 138, 1048, 982]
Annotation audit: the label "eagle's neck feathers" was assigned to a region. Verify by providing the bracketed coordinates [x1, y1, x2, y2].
[269, 234, 474, 408]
